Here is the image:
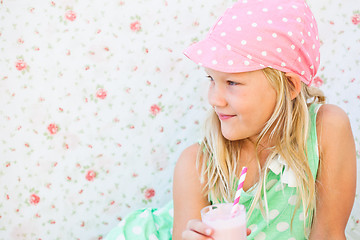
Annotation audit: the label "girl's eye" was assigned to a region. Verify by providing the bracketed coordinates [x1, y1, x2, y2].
[227, 81, 238, 86]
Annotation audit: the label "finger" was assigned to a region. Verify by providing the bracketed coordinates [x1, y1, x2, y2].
[182, 229, 213, 240]
[186, 219, 213, 236]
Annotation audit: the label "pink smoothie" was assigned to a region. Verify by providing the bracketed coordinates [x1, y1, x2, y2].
[201, 203, 247, 240]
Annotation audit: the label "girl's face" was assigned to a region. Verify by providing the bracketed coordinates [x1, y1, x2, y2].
[206, 68, 277, 142]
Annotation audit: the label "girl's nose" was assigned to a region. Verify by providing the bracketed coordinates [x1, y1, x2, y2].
[208, 85, 227, 108]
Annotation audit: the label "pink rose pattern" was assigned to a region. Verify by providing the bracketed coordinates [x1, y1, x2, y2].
[29, 194, 40, 205]
[85, 170, 97, 181]
[130, 20, 141, 32]
[352, 13, 360, 25]
[65, 10, 77, 21]
[144, 188, 155, 200]
[47, 123, 59, 135]
[96, 88, 107, 99]
[15, 59, 27, 71]
[1, 1, 359, 239]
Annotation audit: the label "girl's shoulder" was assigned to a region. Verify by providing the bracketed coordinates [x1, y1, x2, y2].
[316, 103, 352, 137]
[173, 143, 203, 191]
[316, 103, 353, 151]
[175, 143, 201, 167]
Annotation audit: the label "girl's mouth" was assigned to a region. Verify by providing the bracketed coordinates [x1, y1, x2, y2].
[217, 113, 236, 121]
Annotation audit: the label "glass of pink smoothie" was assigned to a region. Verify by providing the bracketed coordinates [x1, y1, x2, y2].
[201, 203, 247, 240]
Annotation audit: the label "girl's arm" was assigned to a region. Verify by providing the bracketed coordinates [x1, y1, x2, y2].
[309, 104, 357, 240]
[172, 143, 212, 240]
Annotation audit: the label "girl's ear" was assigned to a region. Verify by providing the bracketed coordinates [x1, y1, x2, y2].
[285, 72, 301, 100]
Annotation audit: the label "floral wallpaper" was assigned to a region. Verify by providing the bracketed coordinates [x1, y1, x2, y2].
[0, 0, 359, 239]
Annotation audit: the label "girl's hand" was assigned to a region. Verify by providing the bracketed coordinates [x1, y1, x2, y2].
[182, 219, 212, 240]
[182, 219, 251, 239]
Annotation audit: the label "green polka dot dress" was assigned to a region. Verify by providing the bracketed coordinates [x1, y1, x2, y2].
[105, 103, 321, 240]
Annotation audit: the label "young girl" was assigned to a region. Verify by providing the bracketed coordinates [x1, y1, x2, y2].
[106, 0, 356, 239]
[174, 0, 356, 239]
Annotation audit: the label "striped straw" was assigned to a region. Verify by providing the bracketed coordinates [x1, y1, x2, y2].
[231, 167, 248, 217]
[233, 167, 248, 206]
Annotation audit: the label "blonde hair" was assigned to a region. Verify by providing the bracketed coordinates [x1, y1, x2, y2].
[197, 68, 325, 232]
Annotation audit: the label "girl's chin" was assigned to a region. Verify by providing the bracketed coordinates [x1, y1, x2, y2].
[221, 130, 240, 141]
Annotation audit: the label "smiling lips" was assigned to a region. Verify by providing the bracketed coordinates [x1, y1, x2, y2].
[217, 113, 236, 121]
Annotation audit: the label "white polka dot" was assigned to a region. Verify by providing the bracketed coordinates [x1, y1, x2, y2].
[282, 18, 288, 22]
[278, 6, 283, 10]
[301, 71, 305, 75]
[132, 226, 142, 235]
[301, 39, 305, 44]
[261, 51, 267, 56]
[232, 15, 237, 19]
[310, 65, 314, 69]
[288, 195, 297, 205]
[212, 60, 218, 65]
[310, 23, 314, 28]
[316, 35, 319, 40]
[211, 46, 217, 51]
[297, 17, 302, 22]
[260, 64, 265, 67]
[291, 45, 295, 50]
[149, 234, 159, 240]
[249, 224, 258, 232]
[308, 31, 311, 36]
[272, 33, 277, 38]
[316, 56, 319, 62]
[228, 60, 234, 65]
[168, 208, 174, 217]
[247, 54, 252, 59]
[298, 57, 301, 62]
[244, 61, 250, 66]
[276, 48, 282, 53]
[269, 209, 279, 220]
[247, 11, 253, 15]
[292, 5, 298, 9]
[241, 40, 247, 45]
[140, 210, 149, 218]
[288, 31, 293, 36]
[257, 36, 262, 41]
[299, 212, 305, 221]
[221, 32, 226, 37]
[268, 19, 273, 24]
[236, 26, 242, 31]
[199, 62, 203, 66]
[226, 44, 232, 50]
[281, 62, 286, 67]
[312, 44, 315, 49]
[277, 222, 289, 232]
[197, 50, 202, 55]
[262, 8, 268, 12]
[254, 232, 266, 240]
[252, 23, 257, 27]
[116, 234, 126, 240]
[218, 20, 223, 25]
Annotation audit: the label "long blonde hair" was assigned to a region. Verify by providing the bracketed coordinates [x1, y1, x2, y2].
[196, 68, 325, 232]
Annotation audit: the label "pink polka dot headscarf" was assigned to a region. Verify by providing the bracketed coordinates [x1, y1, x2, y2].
[184, 0, 320, 85]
